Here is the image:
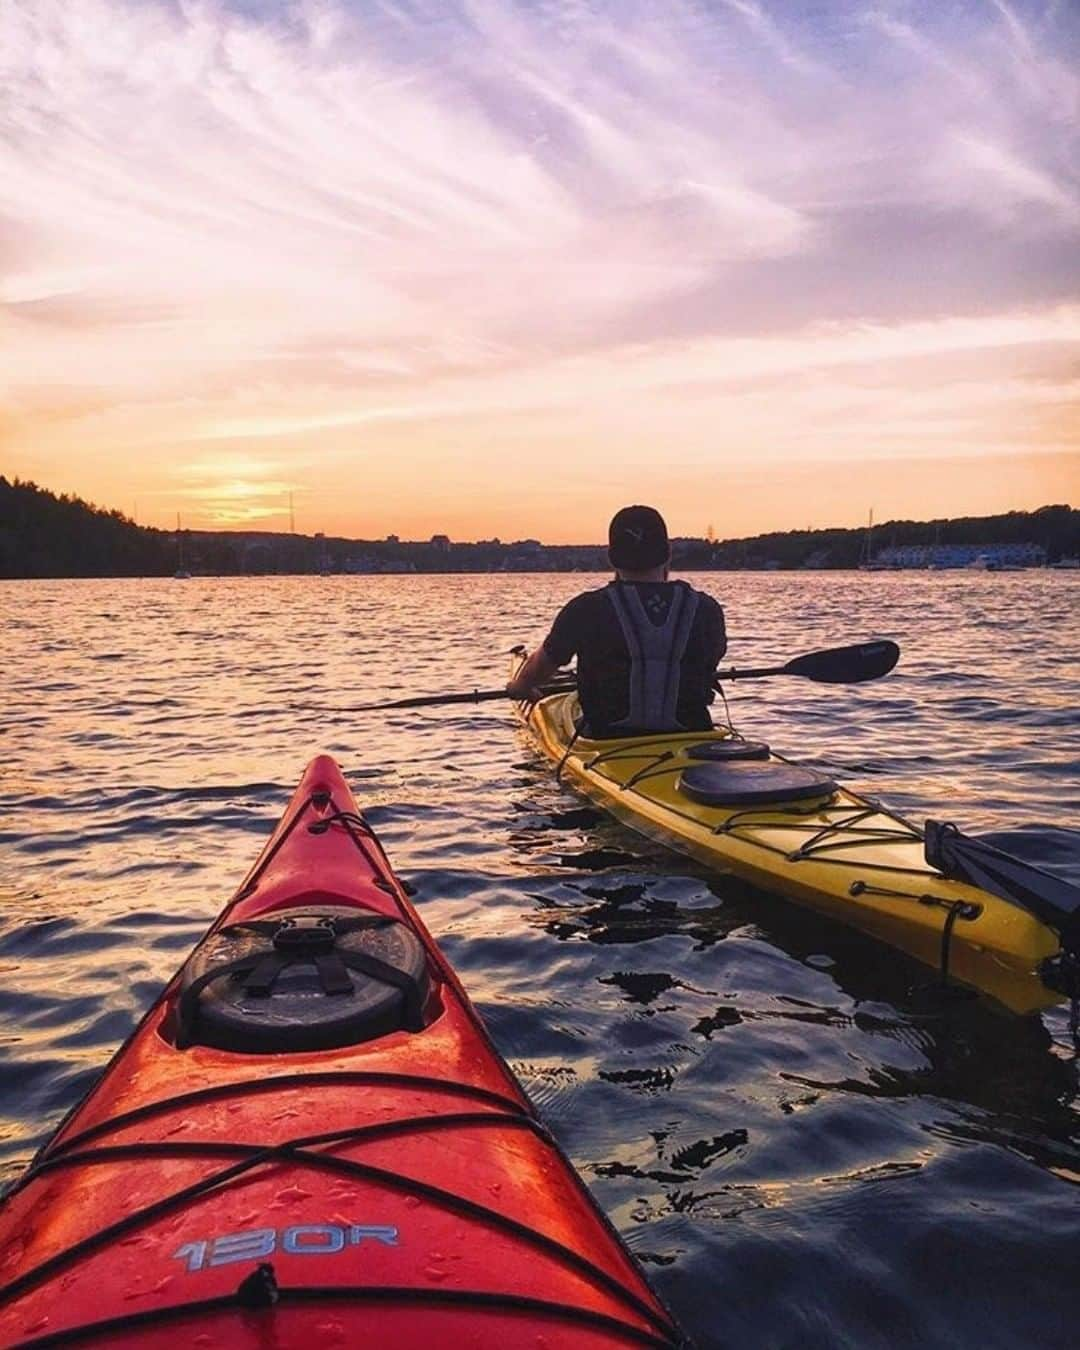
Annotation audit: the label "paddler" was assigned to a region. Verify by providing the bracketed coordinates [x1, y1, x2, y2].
[507, 504, 727, 737]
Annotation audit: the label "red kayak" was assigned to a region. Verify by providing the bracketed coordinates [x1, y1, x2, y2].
[0, 756, 682, 1348]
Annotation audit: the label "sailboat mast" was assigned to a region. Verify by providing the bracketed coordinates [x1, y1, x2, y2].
[860, 508, 874, 568]
[172, 512, 191, 578]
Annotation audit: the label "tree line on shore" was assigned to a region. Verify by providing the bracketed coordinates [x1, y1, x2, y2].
[1, 475, 1076, 578]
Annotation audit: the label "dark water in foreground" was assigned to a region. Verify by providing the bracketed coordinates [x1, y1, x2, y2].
[2, 572, 1079, 1348]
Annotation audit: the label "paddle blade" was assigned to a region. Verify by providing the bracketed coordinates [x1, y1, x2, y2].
[785, 640, 899, 684]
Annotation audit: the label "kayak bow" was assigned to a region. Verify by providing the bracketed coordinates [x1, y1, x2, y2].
[0, 757, 683, 1349]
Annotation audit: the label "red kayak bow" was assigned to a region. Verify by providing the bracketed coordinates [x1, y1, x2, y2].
[0, 756, 682, 1349]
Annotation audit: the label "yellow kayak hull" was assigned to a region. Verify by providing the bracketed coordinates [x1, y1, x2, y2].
[518, 690, 1062, 1015]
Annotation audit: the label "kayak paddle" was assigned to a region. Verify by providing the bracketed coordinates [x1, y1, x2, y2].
[715, 639, 899, 685]
[340, 641, 898, 713]
[343, 679, 577, 713]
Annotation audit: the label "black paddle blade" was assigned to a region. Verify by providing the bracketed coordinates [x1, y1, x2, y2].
[785, 640, 899, 684]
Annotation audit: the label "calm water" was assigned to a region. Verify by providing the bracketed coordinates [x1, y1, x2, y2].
[2, 572, 1079, 1348]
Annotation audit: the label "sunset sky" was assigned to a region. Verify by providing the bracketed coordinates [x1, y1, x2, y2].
[2, 0, 1078, 542]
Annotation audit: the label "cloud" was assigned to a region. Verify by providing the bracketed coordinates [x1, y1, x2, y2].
[1, 0, 1077, 531]
[940, 133, 1080, 224]
[184, 300, 1079, 441]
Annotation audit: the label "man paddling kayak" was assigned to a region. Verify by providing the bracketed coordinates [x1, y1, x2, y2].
[507, 505, 727, 737]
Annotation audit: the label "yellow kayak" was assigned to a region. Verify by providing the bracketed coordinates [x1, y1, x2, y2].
[515, 686, 1066, 1015]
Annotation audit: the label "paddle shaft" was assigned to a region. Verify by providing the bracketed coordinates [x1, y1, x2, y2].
[345, 640, 898, 712]
[715, 664, 784, 681]
[345, 681, 575, 713]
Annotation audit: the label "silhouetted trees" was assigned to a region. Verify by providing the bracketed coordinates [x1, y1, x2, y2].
[0, 477, 169, 577]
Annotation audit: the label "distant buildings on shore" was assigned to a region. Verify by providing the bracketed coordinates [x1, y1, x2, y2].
[331, 536, 606, 574]
[871, 542, 1047, 570]
[194, 530, 1059, 575]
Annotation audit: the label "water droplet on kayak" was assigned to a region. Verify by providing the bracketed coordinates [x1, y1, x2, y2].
[404, 1195, 421, 1208]
[423, 1265, 449, 1282]
[164, 1119, 192, 1137]
[489, 1182, 502, 1196]
[275, 1183, 312, 1203]
[22, 1318, 48, 1334]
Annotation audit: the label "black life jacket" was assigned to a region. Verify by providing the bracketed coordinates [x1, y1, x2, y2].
[604, 580, 701, 732]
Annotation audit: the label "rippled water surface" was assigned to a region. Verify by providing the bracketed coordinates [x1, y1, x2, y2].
[2, 572, 1079, 1348]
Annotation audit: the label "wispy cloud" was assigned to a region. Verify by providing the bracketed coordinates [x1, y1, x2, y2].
[1, 0, 1077, 533]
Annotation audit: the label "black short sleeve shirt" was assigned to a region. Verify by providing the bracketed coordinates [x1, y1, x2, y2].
[542, 582, 726, 736]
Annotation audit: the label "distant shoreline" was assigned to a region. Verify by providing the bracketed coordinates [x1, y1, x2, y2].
[5, 565, 1079, 583]
[2, 476, 1077, 579]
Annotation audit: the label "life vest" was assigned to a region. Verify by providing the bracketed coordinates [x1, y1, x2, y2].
[605, 580, 701, 731]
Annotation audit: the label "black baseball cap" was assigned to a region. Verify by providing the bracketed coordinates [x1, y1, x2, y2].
[608, 505, 670, 570]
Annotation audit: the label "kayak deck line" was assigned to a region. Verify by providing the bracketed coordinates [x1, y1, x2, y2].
[231, 797, 393, 907]
[26, 1070, 527, 1165]
[580, 741, 956, 874]
[517, 685, 1063, 1013]
[712, 802, 958, 873]
[20, 1113, 549, 1187]
[12, 1284, 679, 1350]
[0, 1109, 672, 1337]
[0, 756, 685, 1349]
[569, 722, 976, 879]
